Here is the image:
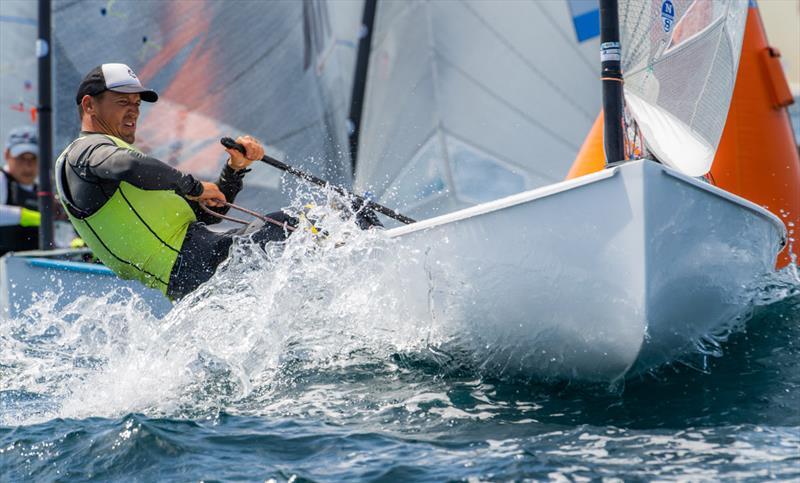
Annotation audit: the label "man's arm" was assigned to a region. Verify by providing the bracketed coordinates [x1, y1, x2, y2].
[0, 205, 21, 226]
[0, 171, 17, 226]
[78, 135, 259, 225]
[187, 164, 249, 224]
[83, 142, 203, 197]
[187, 133, 263, 225]
[88, 143, 236, 225]
[0, 171, 38, 227]
[216, 164, 249, 201]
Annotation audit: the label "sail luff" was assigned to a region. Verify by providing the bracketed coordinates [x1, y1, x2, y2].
[348, 0, 377, 173]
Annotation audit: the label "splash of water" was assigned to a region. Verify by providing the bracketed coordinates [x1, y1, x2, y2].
[1, 194, 798, 425]
[1, 197, 451, 425]
[659, 259, 800, 375]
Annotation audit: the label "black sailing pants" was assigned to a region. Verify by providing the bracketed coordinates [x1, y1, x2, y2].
[166, 211, 297, 300]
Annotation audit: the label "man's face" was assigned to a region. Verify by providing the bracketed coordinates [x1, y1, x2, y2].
[91, 91, 141, 144]
[4, 150, 38, 185]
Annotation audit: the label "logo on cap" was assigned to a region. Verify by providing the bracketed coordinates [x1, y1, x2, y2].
[127, 68, 138, 80]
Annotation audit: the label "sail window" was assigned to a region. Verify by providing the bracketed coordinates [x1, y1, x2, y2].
[381, 135, 448, 210]
[446, 135, 527, 205]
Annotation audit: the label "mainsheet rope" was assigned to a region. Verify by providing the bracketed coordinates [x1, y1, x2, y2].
[198, 202, 296, 232]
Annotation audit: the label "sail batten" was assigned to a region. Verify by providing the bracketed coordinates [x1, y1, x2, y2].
[460, 1, 597, 120]
[535, 1, 599, 75]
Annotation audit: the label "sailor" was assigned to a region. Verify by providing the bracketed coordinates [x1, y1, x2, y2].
[1, 126, 41, 255]
[55, 63, 301, 300]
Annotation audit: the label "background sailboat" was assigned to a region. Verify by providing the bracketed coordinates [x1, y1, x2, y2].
[352, 0, 603, 222]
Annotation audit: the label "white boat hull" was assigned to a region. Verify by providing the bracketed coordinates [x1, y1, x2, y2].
[385, 160, 785, 382]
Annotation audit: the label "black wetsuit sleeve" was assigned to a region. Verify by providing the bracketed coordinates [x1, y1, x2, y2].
[188, 163, 250, 225]
[216, 163, 248, 201]
[85, 142, 203, 197]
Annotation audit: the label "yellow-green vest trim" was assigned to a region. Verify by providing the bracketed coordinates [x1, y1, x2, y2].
[55, 134, 197, 295]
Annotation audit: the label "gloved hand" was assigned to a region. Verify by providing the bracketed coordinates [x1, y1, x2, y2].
[20, 207, 41, 227]
[351, 198, 383, 230]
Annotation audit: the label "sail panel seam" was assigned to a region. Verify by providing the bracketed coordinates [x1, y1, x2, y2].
[434, 51, 579, 151]
[461, 0, 595, 120]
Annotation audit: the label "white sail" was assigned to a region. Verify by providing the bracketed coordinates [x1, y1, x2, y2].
[354, 0, 602, 222]
[621, 0, 749, 176]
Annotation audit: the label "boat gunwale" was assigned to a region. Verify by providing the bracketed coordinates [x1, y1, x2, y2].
[387, 160, 788, 250]
[386, 163, 618, 238]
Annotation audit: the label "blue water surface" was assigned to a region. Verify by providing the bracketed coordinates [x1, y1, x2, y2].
[1, 287, 798, 482]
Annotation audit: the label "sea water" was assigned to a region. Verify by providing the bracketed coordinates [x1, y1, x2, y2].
[1, 202, 798, 481]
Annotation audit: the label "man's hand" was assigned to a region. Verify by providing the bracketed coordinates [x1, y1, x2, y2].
[225, 135, 264, 171]
[187, 181, 226, 207]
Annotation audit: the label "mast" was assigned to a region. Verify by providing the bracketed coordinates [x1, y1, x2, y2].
[599, 0, 625, 165]
[37, 0, 54, 250]
[347, 0, 377, 175]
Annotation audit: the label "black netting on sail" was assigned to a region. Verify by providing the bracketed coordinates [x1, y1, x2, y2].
[620, 0, 748, 176]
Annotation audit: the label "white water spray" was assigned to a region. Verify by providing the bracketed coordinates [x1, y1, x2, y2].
[1, 197, 454, 425]
[2, 193, 799, 425]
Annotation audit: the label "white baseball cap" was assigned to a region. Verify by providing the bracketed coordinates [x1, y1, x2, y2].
[5, 126, 39, 158]
[75, 63, 158, 104]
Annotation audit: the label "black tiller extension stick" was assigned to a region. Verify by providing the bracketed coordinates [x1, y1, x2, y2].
[220, 137, 416, 224]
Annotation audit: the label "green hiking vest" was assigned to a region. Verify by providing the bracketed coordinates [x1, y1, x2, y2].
[55, 134, 197, 295]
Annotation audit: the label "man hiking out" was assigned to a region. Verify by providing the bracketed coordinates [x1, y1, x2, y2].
[56, 63, 307, 300]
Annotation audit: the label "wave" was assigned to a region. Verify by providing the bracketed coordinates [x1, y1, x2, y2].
[2, 196, 798, 426]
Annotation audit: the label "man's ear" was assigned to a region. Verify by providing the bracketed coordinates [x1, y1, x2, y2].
[3, 148, 10, 162]
[81, 95, 95, 115]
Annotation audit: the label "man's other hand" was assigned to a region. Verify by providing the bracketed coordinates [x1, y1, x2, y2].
[225, 135, 264, 171]
[188, 181, 226, 207]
